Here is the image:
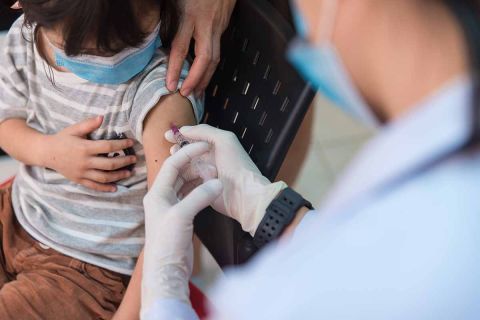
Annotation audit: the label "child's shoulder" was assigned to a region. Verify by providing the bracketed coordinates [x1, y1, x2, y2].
[129, 49, 191, 91]
[2, 15, 32, 67]
[6, 14, 28, 41]
[125, 49, 170, 98]
[136, 49, 170, 83]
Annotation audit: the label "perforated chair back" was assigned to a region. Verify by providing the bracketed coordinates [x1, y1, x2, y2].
[194, 0, 315, 268]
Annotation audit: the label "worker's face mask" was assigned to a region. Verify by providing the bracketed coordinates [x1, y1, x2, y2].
[288, 0, 379, 128]
[48, 24, 161, 85]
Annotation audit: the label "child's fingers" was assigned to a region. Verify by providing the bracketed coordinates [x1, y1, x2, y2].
[89, 155, 137, 171]
[79, 179, 117, 193]
[65, 116, 103, 137]
[84, 169, 132, 184]
[88, 139, 135, 155]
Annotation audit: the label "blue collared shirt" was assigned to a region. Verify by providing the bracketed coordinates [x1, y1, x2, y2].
[147, 77, 480, 319]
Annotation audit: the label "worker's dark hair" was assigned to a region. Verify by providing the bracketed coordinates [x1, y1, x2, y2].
[444, 0, 480, 146]
[5, 0, 179, 57]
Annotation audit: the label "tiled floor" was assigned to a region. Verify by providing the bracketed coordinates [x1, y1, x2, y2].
[0, 31, 375, 293]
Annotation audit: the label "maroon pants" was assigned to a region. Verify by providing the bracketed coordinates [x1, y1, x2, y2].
[0, 181, 128, 319]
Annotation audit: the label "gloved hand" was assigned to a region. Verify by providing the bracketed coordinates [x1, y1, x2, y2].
[165, 124, 287, 236]
[141, 142, 223, 318]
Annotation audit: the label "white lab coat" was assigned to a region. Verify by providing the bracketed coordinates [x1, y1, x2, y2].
[145, 77, 480, 319]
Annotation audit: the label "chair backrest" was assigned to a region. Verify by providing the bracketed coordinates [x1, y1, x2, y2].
[194, 0, 315, 268]
[0, 5, 20, 31]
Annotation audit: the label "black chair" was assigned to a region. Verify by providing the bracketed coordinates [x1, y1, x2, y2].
[0, 3, 20, 30]
[195, 0, 315, 268]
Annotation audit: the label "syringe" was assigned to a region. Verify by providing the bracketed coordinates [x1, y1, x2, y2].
[170, 124, 217, 181]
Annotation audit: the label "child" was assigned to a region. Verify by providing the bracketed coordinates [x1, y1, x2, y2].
[0, 0, 202, 318]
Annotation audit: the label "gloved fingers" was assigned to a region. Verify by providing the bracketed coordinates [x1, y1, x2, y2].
[169, 145, 206, 182]
[177, 178, 203, 199]
[182, 164, 202, 182]
[175, 179, 223, 219]
[173, 175, 186, 194]
[169, 144, 180, 155]
[179, 124, 239, 145]
[170, 144, 215, 169]
[150, 142, 210, 193]
[165, 124, 233, 145]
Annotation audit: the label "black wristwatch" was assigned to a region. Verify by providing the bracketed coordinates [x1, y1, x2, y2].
[253, 187, 313, 249]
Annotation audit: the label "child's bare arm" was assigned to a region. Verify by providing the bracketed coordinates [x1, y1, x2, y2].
[0, 118, 50, 167]
[0, 117, 137, 192]
[114, 93, 196, 320]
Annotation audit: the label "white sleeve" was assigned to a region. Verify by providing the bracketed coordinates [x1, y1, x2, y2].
[291, 209, 319, 239]
[207, 198, 480, 320]
[141, 299, 199, 320]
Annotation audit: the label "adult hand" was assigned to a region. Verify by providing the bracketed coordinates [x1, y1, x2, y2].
[44, 116, 137, 192]
[141, 142, 222, 316]
[165, 124, 288, 236]
[167, 0, 237, 97]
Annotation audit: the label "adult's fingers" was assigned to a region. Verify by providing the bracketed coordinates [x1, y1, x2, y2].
[167, 19, 195, 92]
[176, 179, 223, 219]
[79, 179, 116, 193]
[180, 28, 214, 97]
[65, 116, 103, 137]
[150, 142, 210, 193]
[169, 144, 180, 155]
[178, 178, 203, 199]
[195, 32, 222, 97]
[84, 169, 132, 184]
[89, 155, 137, 171]
[88, 139, 135, 155]
[165, 124, 234, 145]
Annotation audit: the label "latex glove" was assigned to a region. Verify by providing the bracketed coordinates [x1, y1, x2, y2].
[141, 142, 223, 318]
[165, 124, 287, 236]
[167, 0, 237, 97]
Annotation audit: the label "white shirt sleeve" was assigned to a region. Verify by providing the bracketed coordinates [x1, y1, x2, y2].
[141, 299, 199, 320]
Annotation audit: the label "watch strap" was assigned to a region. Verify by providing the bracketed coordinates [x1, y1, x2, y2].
[253, 187, 312, 249]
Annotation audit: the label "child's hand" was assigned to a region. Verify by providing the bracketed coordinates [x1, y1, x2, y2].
[44, 116, 137, 192]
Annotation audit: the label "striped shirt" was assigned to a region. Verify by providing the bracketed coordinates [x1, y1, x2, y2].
[0, 16, 203, 275]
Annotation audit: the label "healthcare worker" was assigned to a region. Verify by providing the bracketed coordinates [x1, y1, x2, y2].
[140, 0, 480, 318]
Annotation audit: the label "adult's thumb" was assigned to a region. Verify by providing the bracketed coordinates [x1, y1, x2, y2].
[176, 179, 223, 219]
[65, 116, 103, 136]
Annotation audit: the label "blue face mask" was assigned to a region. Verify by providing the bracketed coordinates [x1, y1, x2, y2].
[51, 24, 161, 85]
[287, 1, 379, 128]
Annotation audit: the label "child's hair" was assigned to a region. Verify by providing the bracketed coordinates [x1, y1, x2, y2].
[16, 0, 179, 56]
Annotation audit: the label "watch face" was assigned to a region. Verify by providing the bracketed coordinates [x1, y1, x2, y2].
[107, 150, 126, 158]
[99, 132, 136, 171]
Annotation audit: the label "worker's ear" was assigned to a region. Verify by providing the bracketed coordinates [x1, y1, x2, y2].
[10, 1, 22, 9]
